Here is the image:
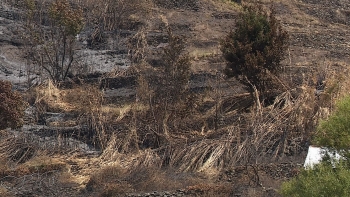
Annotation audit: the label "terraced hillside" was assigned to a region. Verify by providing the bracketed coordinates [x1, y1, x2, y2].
[0, 0, 349, 196]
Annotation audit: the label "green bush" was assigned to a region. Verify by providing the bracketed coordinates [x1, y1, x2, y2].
[0, 80, 26, 130]
[313, 96, 350, 164]
[314, 96, 350, 159]
[221, 4, 288, 96]
[280, 162, 350, 197]
[280, 96, 350, 197]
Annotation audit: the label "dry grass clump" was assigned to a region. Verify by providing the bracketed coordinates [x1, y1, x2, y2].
[25, 79, 146, 150]
[123, 151, 193, 192]
[0, 131, 73, 196]
[0, 157, 67, 197]
[0, 134, 37, 165]
[126, 166, 171, 192]
[0, 134, 66, 175]
[167, 88, 315, 173]
[26, 80, 116, 148]
[87, 161, 199, 195]
[319, 63, 350, 105]
[20, 156, 66, 174]
[0, 130, 73, 175]
[0, 136, 68, 196]
[31, 80, 103, 114]
[86, 165, 133, 196]
[27, 80, 71, 113]
[94, 149, 203, 194]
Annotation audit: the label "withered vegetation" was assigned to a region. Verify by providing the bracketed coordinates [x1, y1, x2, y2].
[1, 0, 350, 196]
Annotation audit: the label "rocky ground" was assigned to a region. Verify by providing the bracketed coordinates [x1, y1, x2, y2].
[0, 0, 350, 196]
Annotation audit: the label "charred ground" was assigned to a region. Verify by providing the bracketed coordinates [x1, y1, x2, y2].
[0, 0, 350, 196]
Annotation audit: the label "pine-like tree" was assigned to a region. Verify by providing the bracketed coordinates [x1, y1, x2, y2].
[221, 4, 289, 98]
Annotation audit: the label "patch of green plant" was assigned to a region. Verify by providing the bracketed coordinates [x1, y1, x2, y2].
[314, 95, 350, 159]
[281, 96, 350, 196]
[280, 162, 350, 197]
[221, 4, 289, 96]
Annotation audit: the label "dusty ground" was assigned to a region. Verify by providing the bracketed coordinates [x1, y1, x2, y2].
[0, 0, 349, 196]
[1, 0, 349, 85]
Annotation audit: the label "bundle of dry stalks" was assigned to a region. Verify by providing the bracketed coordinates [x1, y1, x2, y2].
[33, 80, 70, 113]
[29, 80, 113, 149]
[167, 86, 321, 172]
[167, 63, 350, 173]
[98, 87, 320, 175]
[0, 131, 92, 163]
[100, 133, 139, 162]
[0, 133, 37, 164]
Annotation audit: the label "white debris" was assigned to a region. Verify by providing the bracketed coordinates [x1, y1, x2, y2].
[304, 146, 343, 169]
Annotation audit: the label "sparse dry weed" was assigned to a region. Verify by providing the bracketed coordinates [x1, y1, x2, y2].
[0, 133, 37, 165]
[87, 159, 200, 195]
[21, 156, 66, 174]
[165, 85, 321, 173]
[86, 164, 132, 196]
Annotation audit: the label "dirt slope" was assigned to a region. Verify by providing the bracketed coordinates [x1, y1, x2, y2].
[0, 0, 349, 196]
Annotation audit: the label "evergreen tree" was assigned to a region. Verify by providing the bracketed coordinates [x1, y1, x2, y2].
[221, 5, 289, 98]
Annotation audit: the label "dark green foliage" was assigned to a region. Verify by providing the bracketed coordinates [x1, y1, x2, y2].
[0, 80, 26, 130]
[221, 5, 289, 95]
[314, 96, 350, 160]
[280, 162, 350, 197]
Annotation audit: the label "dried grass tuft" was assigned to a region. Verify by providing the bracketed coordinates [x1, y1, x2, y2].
[0, 134, 37, 164]
[169, 87, 321, 172]
[31, 80, 103, 114]
[170, 138, 230, 172]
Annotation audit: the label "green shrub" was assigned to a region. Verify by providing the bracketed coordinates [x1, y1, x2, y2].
[0, 80, 26, 130]
[221, 4, 289, 96]
[281, 96, 350, 197]
[314, 96, 350, 159]
[280, 162, 350, 197]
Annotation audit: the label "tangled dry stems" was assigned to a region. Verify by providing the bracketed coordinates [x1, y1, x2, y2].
[169, 89, 313, 172]
[96, 88, 321, 179]
[0, 132, 68, 196]
[0, 133, 38, 165]
[16, 47, 350, 194]
[27, 63, 348, 175]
